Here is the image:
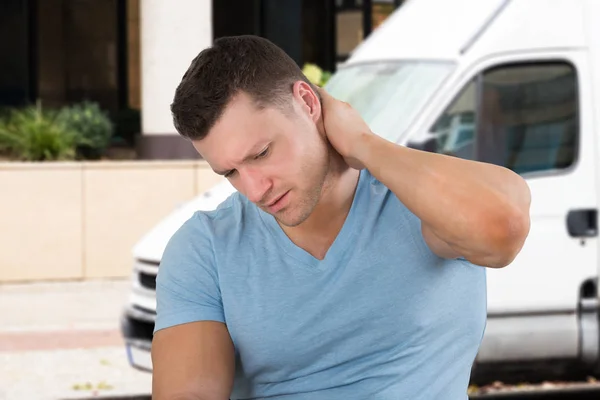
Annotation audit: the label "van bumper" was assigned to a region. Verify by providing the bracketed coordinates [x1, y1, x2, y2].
[120, 310, 154, 372]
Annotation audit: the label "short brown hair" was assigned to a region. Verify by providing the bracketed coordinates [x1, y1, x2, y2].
[171, 35, 317, 140]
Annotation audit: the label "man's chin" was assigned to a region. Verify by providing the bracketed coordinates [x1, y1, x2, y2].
[272, 209, 308, 228]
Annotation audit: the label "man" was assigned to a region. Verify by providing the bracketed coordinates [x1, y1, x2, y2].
[152, 35, 531, 400]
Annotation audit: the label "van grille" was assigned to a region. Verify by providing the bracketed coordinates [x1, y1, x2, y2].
[139, 271, 157, 290]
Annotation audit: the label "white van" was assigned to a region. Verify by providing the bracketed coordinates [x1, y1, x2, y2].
[121, 0, 600, 382]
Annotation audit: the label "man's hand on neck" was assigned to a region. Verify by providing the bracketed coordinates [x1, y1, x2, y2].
[317, 86, 530, 269]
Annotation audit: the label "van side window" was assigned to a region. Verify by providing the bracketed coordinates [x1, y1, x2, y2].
[427, 80, 477, 159]
[422, 62, 578, 176]
[478, 63, 577, 175]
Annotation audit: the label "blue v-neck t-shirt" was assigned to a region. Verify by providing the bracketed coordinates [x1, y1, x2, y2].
[154, 169, 487, 400]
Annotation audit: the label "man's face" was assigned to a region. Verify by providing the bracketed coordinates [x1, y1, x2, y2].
[193, 84, 330, 227]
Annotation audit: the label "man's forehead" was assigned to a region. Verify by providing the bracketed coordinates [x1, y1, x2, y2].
[194, 121, 268, 174]
[194, 93, 289, 165]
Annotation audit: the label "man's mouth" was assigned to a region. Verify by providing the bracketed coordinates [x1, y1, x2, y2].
[264, 191, 289, 212]
[266, 192, 286, 207]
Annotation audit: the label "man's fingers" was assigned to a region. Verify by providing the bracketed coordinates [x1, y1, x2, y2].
[316, 86, 333, 103]
[317, 87, 352, 110]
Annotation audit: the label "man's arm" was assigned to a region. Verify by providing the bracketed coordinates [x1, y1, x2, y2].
[357, 134, 530, 268]
[152, 321, 235, 400]
[318, 88, 531, 268]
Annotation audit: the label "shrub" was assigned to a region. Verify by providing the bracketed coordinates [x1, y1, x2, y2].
[0, 102, 77, 161]
[302, 63, 332, 87]
[58, 101, 114, 159]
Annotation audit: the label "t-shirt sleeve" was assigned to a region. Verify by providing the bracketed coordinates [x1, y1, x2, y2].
[153, 213, 225, 334]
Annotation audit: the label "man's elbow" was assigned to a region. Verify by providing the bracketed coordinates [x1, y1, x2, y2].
[484, 205, 531, 268]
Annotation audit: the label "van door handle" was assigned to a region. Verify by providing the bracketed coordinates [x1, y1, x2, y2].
[567, 209, 598, 237]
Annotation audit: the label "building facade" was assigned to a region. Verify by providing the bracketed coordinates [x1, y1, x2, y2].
[0, 0, 405, 159]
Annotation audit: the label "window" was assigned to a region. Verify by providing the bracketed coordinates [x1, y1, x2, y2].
[479, 63, 577, 174]
[428, 80, 477, 160]
[421, 62, 578, 176]
[326, 61, 454, 144]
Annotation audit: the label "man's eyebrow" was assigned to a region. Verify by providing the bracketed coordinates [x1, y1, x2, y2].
[212, 143, 270, 176]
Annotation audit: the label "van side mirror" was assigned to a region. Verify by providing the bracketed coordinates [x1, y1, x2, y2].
[407, 137, 438, 153]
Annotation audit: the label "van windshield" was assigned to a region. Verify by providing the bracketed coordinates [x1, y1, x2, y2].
[324, 61, 454, 143]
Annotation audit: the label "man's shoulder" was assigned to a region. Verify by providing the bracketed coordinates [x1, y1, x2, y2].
[357, 168, 423, 233]
[167, 191, 256, 248]
[158, 191, 265, 282]
[197, 190, 247, 224]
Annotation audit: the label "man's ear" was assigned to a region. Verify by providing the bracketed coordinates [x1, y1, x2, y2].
[292, 81, 322, 124]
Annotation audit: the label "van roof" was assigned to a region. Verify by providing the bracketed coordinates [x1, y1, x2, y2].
[348, 0, 587, 64]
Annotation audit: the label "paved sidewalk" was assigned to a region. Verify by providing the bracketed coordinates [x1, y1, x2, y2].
[0, 279, 152, 400]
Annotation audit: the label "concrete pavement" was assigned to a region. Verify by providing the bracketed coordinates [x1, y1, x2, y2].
[6, 280, 600, 400]
[0, 279, 152, 400]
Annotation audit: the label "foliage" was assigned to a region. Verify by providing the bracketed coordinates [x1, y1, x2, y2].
[0, 101, 77, 161]
[57, 101, 114, 159]
[302, 63, 332, 87]
[0, 100, 116, 162]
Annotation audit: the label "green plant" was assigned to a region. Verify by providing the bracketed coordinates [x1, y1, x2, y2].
[58, 101, 114, 159]
[302, 63, 333, 87]
[0, 102, 77, 161]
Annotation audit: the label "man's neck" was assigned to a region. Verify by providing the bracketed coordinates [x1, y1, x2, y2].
[302, 167, 360, 232]
[280, 159, 360, 259]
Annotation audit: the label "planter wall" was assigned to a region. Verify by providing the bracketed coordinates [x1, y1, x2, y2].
[0, 161, 223, 283]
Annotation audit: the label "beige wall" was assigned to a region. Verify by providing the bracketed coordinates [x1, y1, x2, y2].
[0, 163, 83, 282]
[0, 161, 223, 283]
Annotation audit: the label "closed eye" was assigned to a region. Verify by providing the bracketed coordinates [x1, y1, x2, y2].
[255, 146, 269, 159]
[222, 146, 270, 178]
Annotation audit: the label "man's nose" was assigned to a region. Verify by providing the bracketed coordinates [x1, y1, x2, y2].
[241, 168, 272, 204]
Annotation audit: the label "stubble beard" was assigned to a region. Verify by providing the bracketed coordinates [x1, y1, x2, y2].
[273, 154, 332, 228]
